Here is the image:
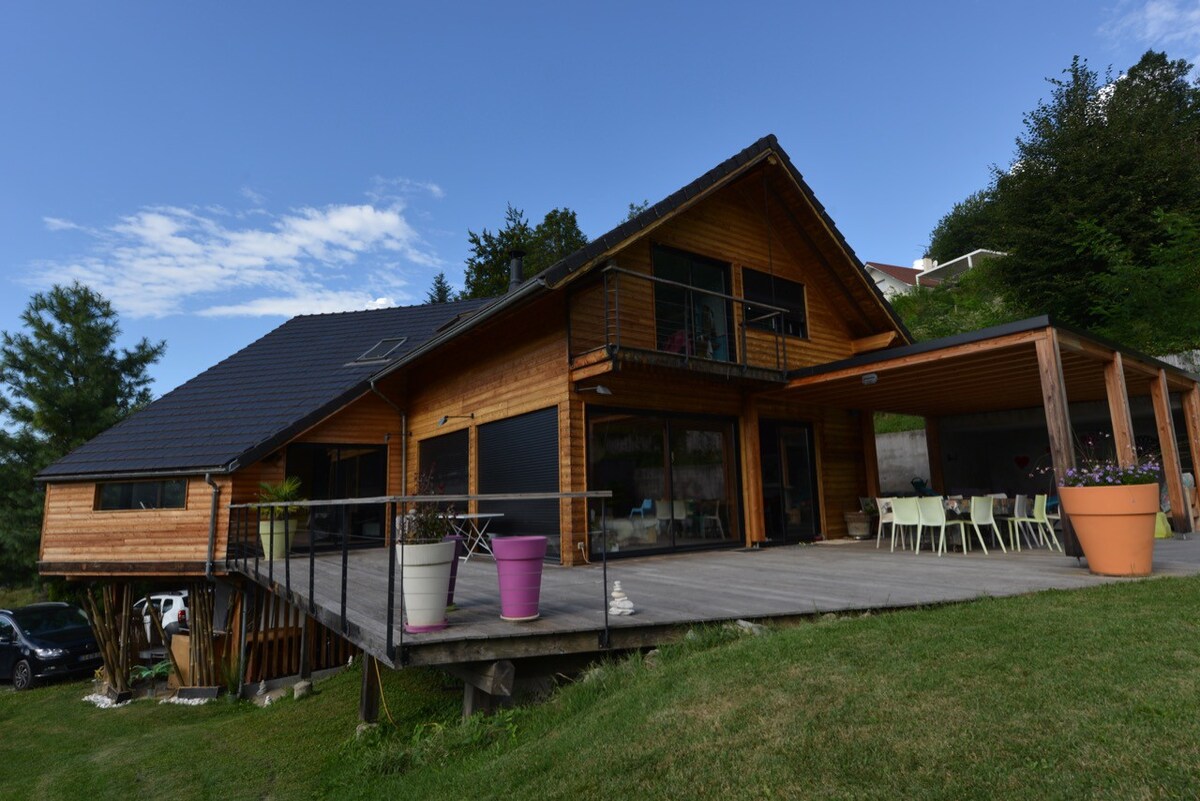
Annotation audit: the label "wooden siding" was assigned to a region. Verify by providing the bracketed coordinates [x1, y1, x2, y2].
[40, 476, 231, 576]
[568, 177, 876, 371]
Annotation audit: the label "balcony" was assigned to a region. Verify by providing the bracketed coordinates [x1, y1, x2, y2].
[568, 265, 791, 383]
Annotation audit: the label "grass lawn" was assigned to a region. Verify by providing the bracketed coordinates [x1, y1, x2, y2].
[3, 577, 1200, 800]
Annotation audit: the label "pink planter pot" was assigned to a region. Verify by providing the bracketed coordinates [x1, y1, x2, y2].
[1060, 483, 1158, 577]
[492, 536, 547, 621]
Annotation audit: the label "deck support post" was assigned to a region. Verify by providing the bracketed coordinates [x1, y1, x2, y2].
[298, 614, 311, 681]
[1035, 330, 1078, 556]
[1104, 352, 1137, 468]
[1151, 369, 1190, 533]
[739, 394, 765, 545]
[447, 660, 516, 720]
[1182, 384, 1200, 525]
[924, 418, 944, 494]
[359, 654, 381, 724]
[861, 411, 880, 500]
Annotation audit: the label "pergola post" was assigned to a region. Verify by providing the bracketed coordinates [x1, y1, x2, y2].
[1035, 330, 1078, 556]
[1104, 352, 1137, 468]
[739, 394, 766, 545]
[924, 418, 944, 494]
[1150, 369, 1190, 533]
[1182, 384, 1200, 524]
[861, 411, 880, 499]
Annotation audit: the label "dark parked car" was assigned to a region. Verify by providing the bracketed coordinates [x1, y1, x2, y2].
[0, 602, 102, 690]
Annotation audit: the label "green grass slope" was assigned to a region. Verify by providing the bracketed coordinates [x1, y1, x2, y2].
[4, 577, 1200, 800]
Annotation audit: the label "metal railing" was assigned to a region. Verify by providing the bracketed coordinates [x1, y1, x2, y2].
[226, 491, 613, 665]
[582, 265, 791, 372]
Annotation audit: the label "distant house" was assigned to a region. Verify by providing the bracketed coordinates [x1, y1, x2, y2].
[863, 261, 940, 297]
[865, 249, 1005, 297]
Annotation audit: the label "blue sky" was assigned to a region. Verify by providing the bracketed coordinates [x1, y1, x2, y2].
[2, 1, 1197, 395]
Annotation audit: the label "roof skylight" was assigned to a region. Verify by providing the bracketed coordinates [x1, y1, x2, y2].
[353, 337, 407, 363]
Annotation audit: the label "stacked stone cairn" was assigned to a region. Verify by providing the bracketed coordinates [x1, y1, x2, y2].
[609, 580, 635, 616]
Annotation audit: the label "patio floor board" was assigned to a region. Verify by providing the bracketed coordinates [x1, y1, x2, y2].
[231, 536, 1200, 667]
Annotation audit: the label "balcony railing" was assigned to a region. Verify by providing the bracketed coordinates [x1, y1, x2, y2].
[226, 491, 613, 666]
[569, 265, 791, 373]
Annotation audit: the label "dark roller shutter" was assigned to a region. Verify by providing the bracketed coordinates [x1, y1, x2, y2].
[477, 407, 560, 559]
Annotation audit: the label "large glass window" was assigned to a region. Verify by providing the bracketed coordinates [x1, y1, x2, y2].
[419, 429, 469, 510]
[286, 443, 387, 546]
[588, 412, 738, 556]
[742, 268, 808, 338]
[653, 246, 734, 362]
[95, 479, 187, 510]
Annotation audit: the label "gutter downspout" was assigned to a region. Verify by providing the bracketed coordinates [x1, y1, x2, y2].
[369, 378, 407, 504]
[204, 472, 220, 580]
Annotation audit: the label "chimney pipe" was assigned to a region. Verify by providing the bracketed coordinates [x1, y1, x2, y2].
[508, 249, 526, 293]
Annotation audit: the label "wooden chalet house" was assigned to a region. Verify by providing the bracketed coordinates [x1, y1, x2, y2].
[37, 135, 1200, 679]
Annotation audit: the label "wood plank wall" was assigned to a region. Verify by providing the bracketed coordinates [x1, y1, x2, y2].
[568, 182, 863, 370]
[40, 476, 232, 575]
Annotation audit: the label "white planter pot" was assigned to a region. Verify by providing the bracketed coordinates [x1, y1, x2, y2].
[396, 540, 456, 633]
[259, 518, 304, 560]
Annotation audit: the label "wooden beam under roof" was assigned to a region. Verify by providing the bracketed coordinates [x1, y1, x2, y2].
[1035, 329, 1079, 556]
[1105, 352, 1137, 468]
[1151, 369, 1191, 533]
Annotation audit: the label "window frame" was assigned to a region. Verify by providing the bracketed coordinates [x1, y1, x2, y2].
[741, 267, 809, 340]
[94, 479, 189, 512]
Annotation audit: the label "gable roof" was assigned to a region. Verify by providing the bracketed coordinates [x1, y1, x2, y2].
[864, 262, 940, 288]
[39, 298, 490, 480]
[533, 134, 911, 342]
[41, 134, 910, 481]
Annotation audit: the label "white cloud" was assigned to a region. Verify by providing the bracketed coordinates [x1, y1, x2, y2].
[240, 186, 266, 205]
[35, 195, 443, 319]
[1104, 1, 1200, 65]
[368, 176, 446, 202]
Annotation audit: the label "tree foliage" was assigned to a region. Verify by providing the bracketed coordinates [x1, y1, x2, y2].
[890, 259, 1017, 341]
[920, 51, 1200, 353]
[426, 271, 453, 303]
[0, 283, 164, 584]
[459, 204, 588, 299]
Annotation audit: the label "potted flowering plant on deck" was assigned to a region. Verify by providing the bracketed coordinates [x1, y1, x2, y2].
[396, 475, 457, 633]
[1058, 456, 1161, 577]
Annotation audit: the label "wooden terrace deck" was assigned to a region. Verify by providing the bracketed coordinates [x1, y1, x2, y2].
[233, 536, 1200, 669]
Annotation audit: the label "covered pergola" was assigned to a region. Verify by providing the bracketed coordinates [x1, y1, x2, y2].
[773, 317, 1200, 553]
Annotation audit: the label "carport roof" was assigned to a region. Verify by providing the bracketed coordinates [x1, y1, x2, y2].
[778, 316, 1200, 418]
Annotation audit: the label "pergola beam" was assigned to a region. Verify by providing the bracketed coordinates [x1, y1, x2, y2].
[1105, 352, 1137, 468]
[1035, 330, 1079, 556]
[1150, 370, 1191, 533]
[1183, 384, 1200, 523]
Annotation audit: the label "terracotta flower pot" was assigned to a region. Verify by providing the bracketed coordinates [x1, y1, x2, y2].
[1059, 483, 1158, 577]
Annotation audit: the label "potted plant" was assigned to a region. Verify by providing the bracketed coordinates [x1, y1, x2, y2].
[1058, 456, 1161, 577]
[396, 477, 457, 633]
[257, 476, 307, 560]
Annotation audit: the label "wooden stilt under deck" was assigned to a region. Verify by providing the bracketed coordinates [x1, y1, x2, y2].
[359, 654, 380, 724]
[1151, 369, 1191, 533]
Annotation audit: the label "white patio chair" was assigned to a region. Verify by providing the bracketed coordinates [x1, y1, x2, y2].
[1021, 494, 1061, 552]
[917, 496, 968, 556]
[874, 497, 895, 549]
[890, 497, 920, 553]
[1007, 495, 1036, 551]
[968, 495, 1003, 554]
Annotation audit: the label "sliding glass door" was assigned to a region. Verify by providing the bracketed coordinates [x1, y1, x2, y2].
[588, 411, 739, 557]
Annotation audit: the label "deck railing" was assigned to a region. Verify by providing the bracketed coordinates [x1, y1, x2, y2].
[226, 491, 613, 667]
[570, 265, 791, 372]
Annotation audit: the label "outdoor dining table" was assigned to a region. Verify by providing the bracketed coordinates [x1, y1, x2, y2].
[447, 512, 505, 563]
